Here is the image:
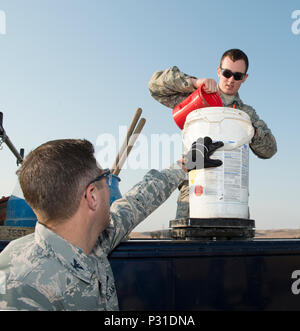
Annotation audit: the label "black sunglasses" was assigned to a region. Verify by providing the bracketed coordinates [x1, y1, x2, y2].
[220, 67, 246, 81]
[86, 168, 112, 189]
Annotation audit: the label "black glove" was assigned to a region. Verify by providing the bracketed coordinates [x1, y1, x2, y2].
[184, 137, 224, 171]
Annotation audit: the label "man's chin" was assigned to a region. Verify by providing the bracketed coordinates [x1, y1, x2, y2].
[221, 87, 236, 96]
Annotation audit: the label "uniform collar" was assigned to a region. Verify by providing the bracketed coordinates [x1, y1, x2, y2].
[34, 222, 96, 283]
[217, 86, 243, 108]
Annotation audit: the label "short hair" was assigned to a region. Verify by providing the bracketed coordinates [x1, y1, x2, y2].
[220, 49, 249, 73]
[17, 139, 100, 223]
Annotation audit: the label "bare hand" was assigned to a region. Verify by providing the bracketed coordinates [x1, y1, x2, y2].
[191, 78, 218, 94]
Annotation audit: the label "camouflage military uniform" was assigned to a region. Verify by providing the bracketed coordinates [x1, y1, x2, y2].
[148, 66, 277, 218]
[0, 166, 187, 311]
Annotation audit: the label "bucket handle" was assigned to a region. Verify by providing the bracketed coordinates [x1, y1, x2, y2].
[201, 112, 249, 123]
[199, 112, 255, 150]
[222, 125, 255, 151]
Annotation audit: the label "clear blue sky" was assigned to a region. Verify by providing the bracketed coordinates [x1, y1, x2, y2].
[0, 0, 299, 231]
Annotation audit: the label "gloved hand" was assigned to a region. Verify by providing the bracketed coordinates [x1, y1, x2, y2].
[184, 137, 224, 171]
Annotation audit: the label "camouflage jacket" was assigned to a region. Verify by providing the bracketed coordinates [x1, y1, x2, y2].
[148, 66, 277, 159]
[0, 167, 186, 311]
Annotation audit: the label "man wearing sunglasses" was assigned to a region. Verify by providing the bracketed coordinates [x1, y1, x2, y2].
[0, 137, 223, 310]
[148, 48, 277, 219]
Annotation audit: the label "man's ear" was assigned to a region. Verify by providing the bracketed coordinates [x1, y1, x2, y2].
[217, 66, 221, 78]
[242, 73, 249, 83]
[85, 185, 98, 211]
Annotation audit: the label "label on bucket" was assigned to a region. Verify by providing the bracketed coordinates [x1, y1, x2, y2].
[215, 143, 249, 202]
[189, 142, 249, 219]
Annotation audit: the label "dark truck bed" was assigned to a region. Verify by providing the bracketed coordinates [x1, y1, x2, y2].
[1, 239, 300, 310]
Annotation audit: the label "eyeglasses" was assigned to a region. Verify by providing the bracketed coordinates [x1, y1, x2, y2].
[220, 67, 246, 81]
[86, 168, 112, 189]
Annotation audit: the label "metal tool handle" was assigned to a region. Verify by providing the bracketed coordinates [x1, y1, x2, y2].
[0, 112, 24, 165]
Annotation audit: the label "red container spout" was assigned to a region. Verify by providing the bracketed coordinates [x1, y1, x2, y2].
[172, 84, 223, 129]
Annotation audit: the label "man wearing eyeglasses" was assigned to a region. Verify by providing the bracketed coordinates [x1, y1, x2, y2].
[148, 48, 277, 219]
[0, 137, 223, 310]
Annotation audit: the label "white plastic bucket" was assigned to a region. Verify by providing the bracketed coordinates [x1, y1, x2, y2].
[182, 107, 255, 219]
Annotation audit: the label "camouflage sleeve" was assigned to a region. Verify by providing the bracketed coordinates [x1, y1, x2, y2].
[100, 166, 187, 253]
[241, 104, 277, 159]
[148, 66, 197, 109]
[0, 281, 55, 311]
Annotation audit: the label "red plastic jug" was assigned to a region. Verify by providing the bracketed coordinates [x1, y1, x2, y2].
[172, 84, 223, 129]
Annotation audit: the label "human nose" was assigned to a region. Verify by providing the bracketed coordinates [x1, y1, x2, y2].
[228, 75, 235, 83]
